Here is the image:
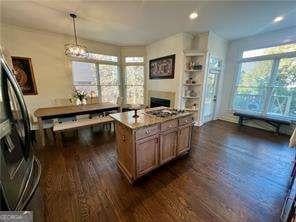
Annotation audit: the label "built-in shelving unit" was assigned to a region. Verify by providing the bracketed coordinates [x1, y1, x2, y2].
[181, 49, 208, 125]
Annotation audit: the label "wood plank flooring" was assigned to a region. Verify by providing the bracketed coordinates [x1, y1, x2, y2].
[28, 120, 295, 222]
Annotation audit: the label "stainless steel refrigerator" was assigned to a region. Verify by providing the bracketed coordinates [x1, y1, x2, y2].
[0, 56, 41, 210]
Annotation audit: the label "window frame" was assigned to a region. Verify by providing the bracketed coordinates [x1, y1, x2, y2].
[232, 49, 296, 121]
[70, 53, 146, 105]
[242, 42, 296, 59]
[71, 60, 100, 97]
[70, 53, 121, 103]
[97, 63, 121, 104]
[125, 56, 144, 63]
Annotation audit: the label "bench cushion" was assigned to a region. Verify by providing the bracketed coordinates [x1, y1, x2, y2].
[53, 116, 113, 132]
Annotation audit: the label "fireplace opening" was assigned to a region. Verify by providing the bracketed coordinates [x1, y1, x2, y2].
[150, 97, 170, 108]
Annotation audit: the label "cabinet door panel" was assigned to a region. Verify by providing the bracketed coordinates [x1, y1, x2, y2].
[177, 125, 192, 155]
[115, 123, 133, 179]
[136, 135, 159, 176]
[160, 130, 177, 164]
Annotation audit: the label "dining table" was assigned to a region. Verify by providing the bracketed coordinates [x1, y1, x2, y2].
[34, 102, 119, 146]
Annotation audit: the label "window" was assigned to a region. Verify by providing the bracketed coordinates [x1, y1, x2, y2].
[123, 56, 145, 104]
[242, 43, 296, 58]
[125, 65, 144, 104]
[87, 52, 118, 62]
[267, 57, 296, 118]
[72, 61, 98, 96]
[125, 56, 144, 63]
[233, 43, 296, 120]
[71, 53, 120, 103]
[98, 64, 120, 103]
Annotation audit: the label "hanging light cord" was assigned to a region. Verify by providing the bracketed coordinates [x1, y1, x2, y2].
[71, 13, 78, 45]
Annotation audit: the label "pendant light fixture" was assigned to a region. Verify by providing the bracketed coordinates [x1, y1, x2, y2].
[65, 13, 88, 58]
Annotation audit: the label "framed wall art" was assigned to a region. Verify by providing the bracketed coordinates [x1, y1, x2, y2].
[11, 56, 38, 95]
[149, 54, 175, 79]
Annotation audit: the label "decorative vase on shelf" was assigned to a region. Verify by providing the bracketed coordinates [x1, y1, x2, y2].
[190, 91, 197, 97]
[186, 78, 193, 84]
[76, 98, 81, 106]
[82, 98, 87, 105]
[193, 103, 197, 110]
[194, 64, 203, 70]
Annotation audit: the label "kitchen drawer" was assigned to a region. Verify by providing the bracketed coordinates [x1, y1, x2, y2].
[135, 124, 160, 140]
[161, 119, 178, 132]
[179, 115, 194, 126]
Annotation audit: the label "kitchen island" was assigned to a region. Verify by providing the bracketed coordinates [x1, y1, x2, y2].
[110, 107, 194, 183]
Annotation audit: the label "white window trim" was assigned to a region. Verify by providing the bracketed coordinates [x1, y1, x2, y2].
[70, 56, 119, 66]
[238, 51, 296, 63]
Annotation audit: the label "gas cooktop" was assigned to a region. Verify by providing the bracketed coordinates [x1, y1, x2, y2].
[145, 108, 185, 117]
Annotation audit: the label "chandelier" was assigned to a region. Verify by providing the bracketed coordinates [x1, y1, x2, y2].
[65, 13, 88, 58]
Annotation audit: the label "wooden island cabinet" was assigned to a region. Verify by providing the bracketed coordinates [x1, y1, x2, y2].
[110, 107, 194, 183]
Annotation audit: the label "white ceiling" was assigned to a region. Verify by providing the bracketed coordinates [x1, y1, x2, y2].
[1, 1, 296, 46]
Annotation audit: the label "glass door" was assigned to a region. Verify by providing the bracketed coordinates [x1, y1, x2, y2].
[202, 57, 222, 123]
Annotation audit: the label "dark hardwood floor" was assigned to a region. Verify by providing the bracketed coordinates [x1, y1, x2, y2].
[28, 120, 295, 222]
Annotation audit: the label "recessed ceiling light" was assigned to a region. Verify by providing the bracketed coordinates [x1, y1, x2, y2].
[273, 16, 284, 23]
[189, 11, 198, 20]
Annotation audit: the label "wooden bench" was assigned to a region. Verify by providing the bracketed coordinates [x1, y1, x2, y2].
[233, 112, 291, 134]
[53, 116, 114, 147]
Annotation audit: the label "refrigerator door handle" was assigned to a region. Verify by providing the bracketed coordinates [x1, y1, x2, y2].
[4, 134, 15, 153]
[1, 58, 31, 159]
[15, 156, 41, 211]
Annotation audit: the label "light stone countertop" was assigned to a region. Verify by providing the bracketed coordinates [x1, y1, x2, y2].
[110, 107, 193, 130]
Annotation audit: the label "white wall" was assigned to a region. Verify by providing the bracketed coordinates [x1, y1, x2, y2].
[146, 33, 193, 108]
[217, 26, 296, 134]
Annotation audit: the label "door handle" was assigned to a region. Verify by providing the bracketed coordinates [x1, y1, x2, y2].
[5, 134, 15, 152]
[2, 58, 31, 159]
[213, 95, 217, 102]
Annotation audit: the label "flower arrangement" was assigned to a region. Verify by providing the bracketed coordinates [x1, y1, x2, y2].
[73, 88, 88, 105]
[73, 88, 87, 100]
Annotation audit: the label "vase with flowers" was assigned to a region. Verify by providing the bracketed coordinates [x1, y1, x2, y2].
[73, 88, 87, 105]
